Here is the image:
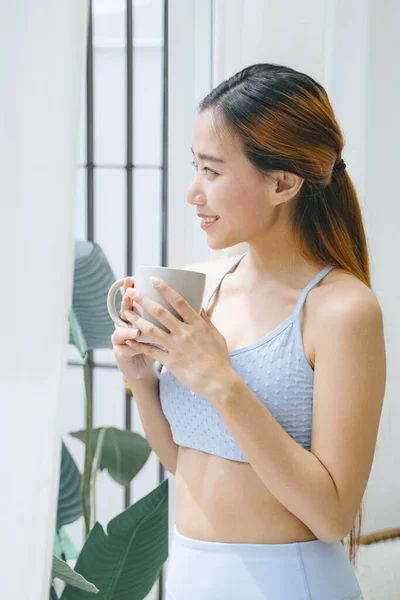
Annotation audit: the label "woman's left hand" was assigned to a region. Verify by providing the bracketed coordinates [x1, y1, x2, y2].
[123, 276, 234, 403]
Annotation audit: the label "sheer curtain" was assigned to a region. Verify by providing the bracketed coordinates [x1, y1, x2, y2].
[0, 2, 89, 598]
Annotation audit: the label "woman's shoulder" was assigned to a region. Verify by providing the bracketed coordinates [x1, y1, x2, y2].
[311, 265, 383, 331]
[305, 266, 384, 371]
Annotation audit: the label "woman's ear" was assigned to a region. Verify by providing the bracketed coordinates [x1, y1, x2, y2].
[274, 171, 304, 205]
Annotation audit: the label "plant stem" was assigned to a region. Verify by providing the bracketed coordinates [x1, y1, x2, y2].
[89, 427, 106, 530]
[80, 360, 92, 536]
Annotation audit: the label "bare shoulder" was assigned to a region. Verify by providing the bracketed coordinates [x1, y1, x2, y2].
[183, 255, 243, 298]
[312, 267, 385, 338]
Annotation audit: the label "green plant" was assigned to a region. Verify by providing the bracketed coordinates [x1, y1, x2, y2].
[50, 241, 169, 599]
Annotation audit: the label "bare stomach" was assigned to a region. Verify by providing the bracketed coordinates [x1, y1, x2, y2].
[175, 445, 318, 544]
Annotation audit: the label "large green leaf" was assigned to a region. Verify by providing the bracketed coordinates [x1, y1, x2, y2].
[61, 478, 168, 600]
[54, 527, 78, 561]
[53, 556, 99, 594]
[57, 442, 82, 530]
[68, 427, 152, 487]
[69, 241, 121, 358]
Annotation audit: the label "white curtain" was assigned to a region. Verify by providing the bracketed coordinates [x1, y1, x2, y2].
[0, 2, 89, 598]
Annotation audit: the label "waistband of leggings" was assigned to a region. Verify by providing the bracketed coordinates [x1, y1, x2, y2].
[172, 524, 340, 557]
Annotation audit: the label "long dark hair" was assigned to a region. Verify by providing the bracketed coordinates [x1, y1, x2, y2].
[199, 63, 369, 567]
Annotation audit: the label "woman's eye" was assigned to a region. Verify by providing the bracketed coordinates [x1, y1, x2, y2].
[191, 161, 217, 176]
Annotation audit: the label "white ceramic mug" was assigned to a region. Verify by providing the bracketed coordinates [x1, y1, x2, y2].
[107, 265, 206, 345]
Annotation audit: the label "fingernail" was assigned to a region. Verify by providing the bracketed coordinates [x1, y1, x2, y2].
[124, 310, 135, 318]
[129, 329, 139, 337]
[150, 276, 162, 286]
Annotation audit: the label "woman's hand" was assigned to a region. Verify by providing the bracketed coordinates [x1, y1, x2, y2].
[122, 276, 235, 402]
[111, 277, 158, 381]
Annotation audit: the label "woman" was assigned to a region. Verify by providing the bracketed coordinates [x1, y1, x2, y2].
[112, 63, 386, 599]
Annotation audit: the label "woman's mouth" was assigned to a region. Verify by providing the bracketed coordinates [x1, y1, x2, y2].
[200, 216, 220, 230]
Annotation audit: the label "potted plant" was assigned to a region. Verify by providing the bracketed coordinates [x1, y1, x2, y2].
[50, 241, 168, 599]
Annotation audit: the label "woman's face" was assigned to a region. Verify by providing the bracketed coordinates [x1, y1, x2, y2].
[187, 110, 279, 251]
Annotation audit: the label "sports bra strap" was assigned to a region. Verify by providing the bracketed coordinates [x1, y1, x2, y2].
[203, 255, 334, 315]
[292, 265, 334, 317]
[203, 252, 247, 312]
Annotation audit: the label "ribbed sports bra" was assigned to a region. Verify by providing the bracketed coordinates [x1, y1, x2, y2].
[159, 253, 334, 462]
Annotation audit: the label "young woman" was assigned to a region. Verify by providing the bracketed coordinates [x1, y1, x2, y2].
[112, 63, 386, 600]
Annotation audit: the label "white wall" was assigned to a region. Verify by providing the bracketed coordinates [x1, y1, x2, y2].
[0, 1, 88, 599]
[360, 0, 400, 533]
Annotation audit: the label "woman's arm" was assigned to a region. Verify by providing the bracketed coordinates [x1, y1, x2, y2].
[208, 286, 386, 543]
[129, 371, 179, 475]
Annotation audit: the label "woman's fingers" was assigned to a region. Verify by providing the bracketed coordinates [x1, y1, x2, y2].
[120, 294, 132, 320]
[113, 277, 140, 343]
[112, 325, 140, 346]
[119, 277, 136, 322]
[124, 277, 134, 292]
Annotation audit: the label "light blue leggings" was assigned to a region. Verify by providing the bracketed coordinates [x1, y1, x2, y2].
[165, 525, 364, 600]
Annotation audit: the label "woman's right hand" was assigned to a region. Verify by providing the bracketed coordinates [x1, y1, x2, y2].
[111, 277, 158, 381]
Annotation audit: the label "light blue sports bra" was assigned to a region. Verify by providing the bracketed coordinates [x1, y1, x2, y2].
[159, 253, 334, 462]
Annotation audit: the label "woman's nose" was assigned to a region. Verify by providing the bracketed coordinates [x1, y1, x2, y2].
[187, 190, 206, 206]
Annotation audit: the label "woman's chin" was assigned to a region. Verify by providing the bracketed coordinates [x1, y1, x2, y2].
[206, 237, 230, 251]
[207, 240, 224, 250]
[207, 240, 240, 252]
[206, 231, 242, 251]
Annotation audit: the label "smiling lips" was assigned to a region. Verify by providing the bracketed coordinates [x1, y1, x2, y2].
[201, 216, 219, 222]
[200, 216, 220, 230]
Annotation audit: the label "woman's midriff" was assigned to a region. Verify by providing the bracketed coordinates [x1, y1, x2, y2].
[174, 445, 318, 544]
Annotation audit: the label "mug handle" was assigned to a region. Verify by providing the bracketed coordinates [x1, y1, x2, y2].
[107, 277, 136, 328]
